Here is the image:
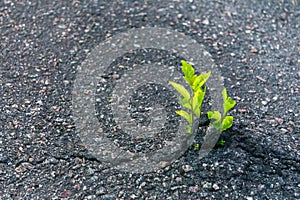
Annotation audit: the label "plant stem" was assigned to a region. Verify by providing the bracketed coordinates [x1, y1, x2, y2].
[190, 87, 194, 132]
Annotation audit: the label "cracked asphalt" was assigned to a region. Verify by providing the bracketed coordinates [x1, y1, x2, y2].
[0, 0, 299, 199]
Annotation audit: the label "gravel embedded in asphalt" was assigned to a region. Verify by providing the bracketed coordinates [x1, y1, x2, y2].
[0, 0, 299, 199]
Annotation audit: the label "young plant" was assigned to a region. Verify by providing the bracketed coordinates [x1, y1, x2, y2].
[169, 60, 211, 133]
[207, 88, 236, 132]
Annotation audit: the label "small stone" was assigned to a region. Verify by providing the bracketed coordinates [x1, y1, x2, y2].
[130, 194, 138, 199]
[280, 128, 288, 133]
[189, 185, 199, 193]
[241, 58, 247, 63]
[171, 185, 182, 190]
[256, 76, 266, 82]
[200, 192, 208, 197]
[182, 165, 193, 173]
[268, 119, 277, 126]
[140, 182, 146, 188]
[212, 183, 220, 190]
[60, 190, 72, 198]
[177, 14, 183, 19]
[202, 19, 210, 25]
[258, 184, 265, 190]
[87, 167, 94, 175]
[136, 176, 144, 185]
[272, 95, 279, 101]
[191, 5, 197, 10]
[250, 48, 259, 54]
[279, 12, 286, 21]
[274, 117, 283, 124]
[112, 74, 120, 79]
[246, 197, 253, 200]
[175, 177, 182, 182]
[160, 161, 169, 168]
[202, 182, 212, 189]
[96, 187, 106, 195]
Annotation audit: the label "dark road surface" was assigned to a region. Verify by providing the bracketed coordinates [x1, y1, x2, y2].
[0, 0, 299, 199]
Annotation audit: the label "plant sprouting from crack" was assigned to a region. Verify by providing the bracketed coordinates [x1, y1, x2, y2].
[169, 60, 211, 133]
[170, 60, 236, 136]
[207, 88, 236, 132]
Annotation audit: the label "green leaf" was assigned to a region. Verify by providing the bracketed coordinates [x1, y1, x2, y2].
[179, 97, 192, 110]
[223, 97, 236, 115]
[181, 60, 195, 85]
[192, 88, 206, 117]
[176, 110, 192, 123]
[222, 88, 236, 115]
[207, 111, 221, 122]
[184, 75, 197, 86]
[194, 143, 200, 149]
[181, 60, 194, 76]
[222, 88, 228, 102]
[217, 139, 226, 146]
[169, 81, 190, 100]
[207, 111, 213, 119]
[207, 111, 222, 130]
[192, 71, 211, 91]
[193, 106, 200, 118]
[192, 93, 200, 117]
[222, 116, 233, 131]
[196, 86, 206, 104]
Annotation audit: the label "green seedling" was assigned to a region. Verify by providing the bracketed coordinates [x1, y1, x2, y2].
[194, 143, 200, 150]
[169, 60, 211, 133]
[216, 138, 226, 146]
[207, 88, 236, 132]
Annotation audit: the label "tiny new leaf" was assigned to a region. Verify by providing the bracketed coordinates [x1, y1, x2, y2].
[222, 116, 233, 131]
[222, 88, 228, 101]
[192, 71, 211, 91]
[207, 111, 222, 130]
[207, 111, 221, 123]
[181, 60, 195, 85]
[217, 139, 226, 146]
[222, 88, 236, 115]
[223, 97, 236, 115]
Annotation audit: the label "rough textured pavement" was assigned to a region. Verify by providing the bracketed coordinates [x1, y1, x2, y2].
[0, 0, 299, 199]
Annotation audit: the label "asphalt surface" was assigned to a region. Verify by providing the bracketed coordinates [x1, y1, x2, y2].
[0, 0, 299, 199]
